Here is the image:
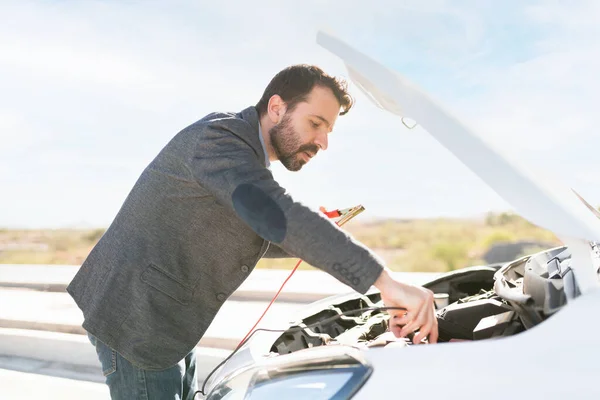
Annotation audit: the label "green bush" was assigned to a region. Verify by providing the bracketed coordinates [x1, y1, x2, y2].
[430, 241, 469, 272]
[481, 230, 516, 248]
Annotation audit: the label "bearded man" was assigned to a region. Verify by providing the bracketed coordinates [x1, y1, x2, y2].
[67, 64, 438, 399]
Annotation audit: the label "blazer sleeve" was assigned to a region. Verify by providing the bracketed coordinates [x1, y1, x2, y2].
[189, 121, 384, 294]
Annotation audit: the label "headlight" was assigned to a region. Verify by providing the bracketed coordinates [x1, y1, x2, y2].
[206, 346, 372, 400]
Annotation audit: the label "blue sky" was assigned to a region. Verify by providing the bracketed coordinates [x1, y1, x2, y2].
[2, 0, 600, 228]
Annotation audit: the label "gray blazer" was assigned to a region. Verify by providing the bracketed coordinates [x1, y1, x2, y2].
[66, 106, 384, 370]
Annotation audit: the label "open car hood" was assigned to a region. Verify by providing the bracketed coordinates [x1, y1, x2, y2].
[316, 30, 600, 293]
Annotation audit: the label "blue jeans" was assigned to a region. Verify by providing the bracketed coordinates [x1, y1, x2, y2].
[87, 333, 198, 400]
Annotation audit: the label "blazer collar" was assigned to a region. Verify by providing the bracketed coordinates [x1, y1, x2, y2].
[239, 106, 269, 168]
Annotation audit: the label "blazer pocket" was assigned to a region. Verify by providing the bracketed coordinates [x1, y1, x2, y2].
[141, 264, 193, 305]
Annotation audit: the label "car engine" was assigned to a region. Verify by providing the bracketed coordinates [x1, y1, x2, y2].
[270, 245, 590, 354]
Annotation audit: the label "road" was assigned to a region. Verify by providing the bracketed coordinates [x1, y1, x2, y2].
[0, 367, 109, 399]
[0, 288, 309, 399]
[0, 288, 307, 349]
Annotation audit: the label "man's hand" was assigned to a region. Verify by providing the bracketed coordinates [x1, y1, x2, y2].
[374, 269, 438, 344]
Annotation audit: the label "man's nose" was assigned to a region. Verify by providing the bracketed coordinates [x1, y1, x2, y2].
[314, 131, 328, 151]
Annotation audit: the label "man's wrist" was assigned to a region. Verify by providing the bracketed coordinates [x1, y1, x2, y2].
[374, 268, 393, 292]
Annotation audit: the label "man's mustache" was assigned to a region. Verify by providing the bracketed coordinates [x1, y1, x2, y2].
[296, 144, 319, 157]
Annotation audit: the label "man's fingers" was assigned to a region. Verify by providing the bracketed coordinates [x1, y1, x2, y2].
[399, 302, 435, 341]
[428, 319, 439, 344]
[413, 328, 429, 344]
[399, 308, 426, 338]
[388, 312, 411, 337]
[389, 322, 403, 337]
[412, 310, 431, 344]
[413, 308, 438, 344]
[392, 313, 411, 327]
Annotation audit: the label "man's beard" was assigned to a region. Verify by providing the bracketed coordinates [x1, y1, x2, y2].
[269, 114, 319, 171]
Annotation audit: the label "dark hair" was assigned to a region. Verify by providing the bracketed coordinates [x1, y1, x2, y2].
[256, 64, 354, 117]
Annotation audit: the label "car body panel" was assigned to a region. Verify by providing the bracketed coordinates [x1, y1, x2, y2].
[357, 286, 600, 399]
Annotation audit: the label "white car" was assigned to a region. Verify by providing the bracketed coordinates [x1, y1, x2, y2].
[199, 31, 600, 400]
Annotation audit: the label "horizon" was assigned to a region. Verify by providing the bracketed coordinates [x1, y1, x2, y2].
[0, 210, 532, 230]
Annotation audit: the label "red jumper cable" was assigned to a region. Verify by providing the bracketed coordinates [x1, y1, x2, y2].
[236, 204, 366, 349]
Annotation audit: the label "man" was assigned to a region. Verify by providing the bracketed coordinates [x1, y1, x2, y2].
[67, 64, 438, 399]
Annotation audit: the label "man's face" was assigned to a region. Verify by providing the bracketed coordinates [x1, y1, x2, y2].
[269, 86, 341, 171]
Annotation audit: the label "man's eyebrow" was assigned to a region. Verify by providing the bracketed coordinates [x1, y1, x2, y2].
[311, 114, 331, 128]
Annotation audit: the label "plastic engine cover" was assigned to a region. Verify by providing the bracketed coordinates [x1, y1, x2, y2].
[436, 298, 513, 341]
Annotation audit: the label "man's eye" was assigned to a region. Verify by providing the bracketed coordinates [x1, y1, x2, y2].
[311, 121, 320, 128]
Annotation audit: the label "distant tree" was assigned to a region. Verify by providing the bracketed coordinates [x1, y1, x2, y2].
[485, 211, 526, 226]
[84, 229, 105, 243]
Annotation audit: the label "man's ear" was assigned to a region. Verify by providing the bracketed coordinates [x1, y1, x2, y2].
[267, 95, 287, 124]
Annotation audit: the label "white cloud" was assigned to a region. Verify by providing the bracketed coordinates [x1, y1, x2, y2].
[447, 2, 600, 158]
[2, 0, 600, 227]
[0, 110, 35, 150]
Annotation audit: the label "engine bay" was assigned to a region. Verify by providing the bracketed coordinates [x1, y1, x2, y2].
[269, 245, 589, 354]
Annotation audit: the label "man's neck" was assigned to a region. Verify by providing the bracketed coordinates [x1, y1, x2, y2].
[259, 114, 277, 162]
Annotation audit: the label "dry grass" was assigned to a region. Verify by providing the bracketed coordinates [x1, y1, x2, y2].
[0, 228, 104, 265]
[0, 212, 561, 272]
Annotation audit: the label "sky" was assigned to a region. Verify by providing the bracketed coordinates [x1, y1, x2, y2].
[2, 0, 600, 228]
